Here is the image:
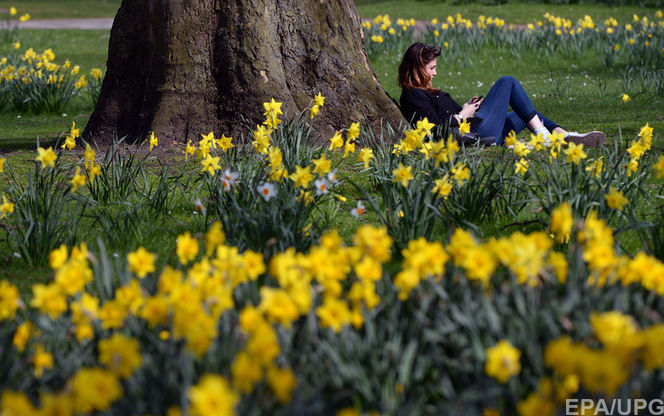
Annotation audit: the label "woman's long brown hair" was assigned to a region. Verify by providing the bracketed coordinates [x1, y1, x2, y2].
[398, 42, 441, 93]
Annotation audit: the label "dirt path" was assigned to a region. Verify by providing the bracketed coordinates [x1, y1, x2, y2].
[16, 18, 113, 30]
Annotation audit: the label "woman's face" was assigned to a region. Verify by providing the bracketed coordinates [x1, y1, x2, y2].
[424, 58, 437, 80]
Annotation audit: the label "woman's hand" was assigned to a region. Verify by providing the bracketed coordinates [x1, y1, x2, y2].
[459, 97, 483, 119]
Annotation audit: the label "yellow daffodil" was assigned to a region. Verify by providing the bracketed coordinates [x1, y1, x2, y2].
[61, 135, 76, 150]
[267, 366, 297, 404]
[392, 163, 413, 188]
[188, 374, 239, 416]
[451, 162, 470, 186]
[638, 122, 653, 144]
[585, 157, 604, 179]
[563, 142, 587, 165]
[289, 165, 313, 188]
[148, 132, 158, 151]
[654, 155, 664, 179]
[312, 154, 331, 176]
[529, 133, 545, 152]
[217, 134, 234, 152]
[627, 157, 639, 176]
[200, 154, 220, 176]
[84, 144, 95, 169]
[35, 146, 57, 169]
[329, 130, 344, 151]
[459, 119, 471, 134]
[98, 334, 143, 379]
[13, 322, 32, 352]
[513, 141, 531, 158]
[263, 98, 283, 129]
[515, 158, 529, 176]
[70, 368, 122, 412]
[627, 140, 645, 160]
[605, 187, 629, 211]
[176, 231, 199, 265]
[205, 221, 225, 256]
[70, 167, 86, 192]
[184, 140, 196, 160]
[231, 351, 263, 393]
[33, 344, 53, 378]
[316, 296, 352, 332]
[415, 117, 435, 137]
[309, 105, 320, 119]
[343, 138, 356, 158]
[0, 280, 20, 320]
[550, 202, 573, 244]
[127, 247, 156, 278]
[87, 162, 101, 183]
[314, 92, 325, 107]
[200, 131, 215, 148]
[90, 68, 103, 80]
[358, 147, 374, 169]
[432, 175, 453, 199]
[252, 125, 272, 154]
[485, 340, 521, 383]
[30, 283, 67, 319]
[504, 130, 517, 147]
[347, 122, 361, 141]
[74, 75, 87, 89]
[70, 121, 80, 138]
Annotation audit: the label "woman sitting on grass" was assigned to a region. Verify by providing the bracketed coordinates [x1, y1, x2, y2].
[398, 42, 605, 146]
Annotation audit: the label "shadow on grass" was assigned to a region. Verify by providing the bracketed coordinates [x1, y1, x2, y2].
[0, 137, 59, 152]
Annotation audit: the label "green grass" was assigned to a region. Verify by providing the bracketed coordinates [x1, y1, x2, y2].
[0, 113, 89, 151]
[355, 0, 657, 23]
[2, 29, 111, 71]
[2, 0, 656, 22]
[0, 0, 120, 19]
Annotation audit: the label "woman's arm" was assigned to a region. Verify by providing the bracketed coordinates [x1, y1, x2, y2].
[401, 89, 444, 126]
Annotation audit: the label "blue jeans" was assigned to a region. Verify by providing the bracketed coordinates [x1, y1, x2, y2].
[473, 76, 559, 145]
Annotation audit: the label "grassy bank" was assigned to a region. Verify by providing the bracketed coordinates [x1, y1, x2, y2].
[0, 0, 120, 19]
[355, 0, 656, 23]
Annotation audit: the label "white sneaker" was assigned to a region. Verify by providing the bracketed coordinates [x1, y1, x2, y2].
[564, 131, 606, 147]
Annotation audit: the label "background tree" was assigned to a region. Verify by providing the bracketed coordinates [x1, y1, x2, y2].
[83, 0, 405, 144]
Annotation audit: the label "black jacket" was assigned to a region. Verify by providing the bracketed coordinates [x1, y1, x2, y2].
[399, 88, 482, 136]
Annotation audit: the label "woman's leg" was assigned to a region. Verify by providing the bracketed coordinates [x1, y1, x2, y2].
[474, 76, 548, 144]
[502, 111, 561, 140]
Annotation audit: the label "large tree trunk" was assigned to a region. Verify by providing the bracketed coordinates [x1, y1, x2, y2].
[83, 0, 404, 145]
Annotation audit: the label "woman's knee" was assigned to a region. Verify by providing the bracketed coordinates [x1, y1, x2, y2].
[497, 75, 517, 85]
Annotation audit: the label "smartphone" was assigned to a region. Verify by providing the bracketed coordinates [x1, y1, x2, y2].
[473, 95, 483, 103]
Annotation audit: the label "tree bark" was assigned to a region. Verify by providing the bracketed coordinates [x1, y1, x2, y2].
[83, 0, 405, 145]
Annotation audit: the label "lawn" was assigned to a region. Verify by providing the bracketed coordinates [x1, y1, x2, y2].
[1, 0, 654, 22]
[355, 0, 656, 23]
[0, 0, 120, 19]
